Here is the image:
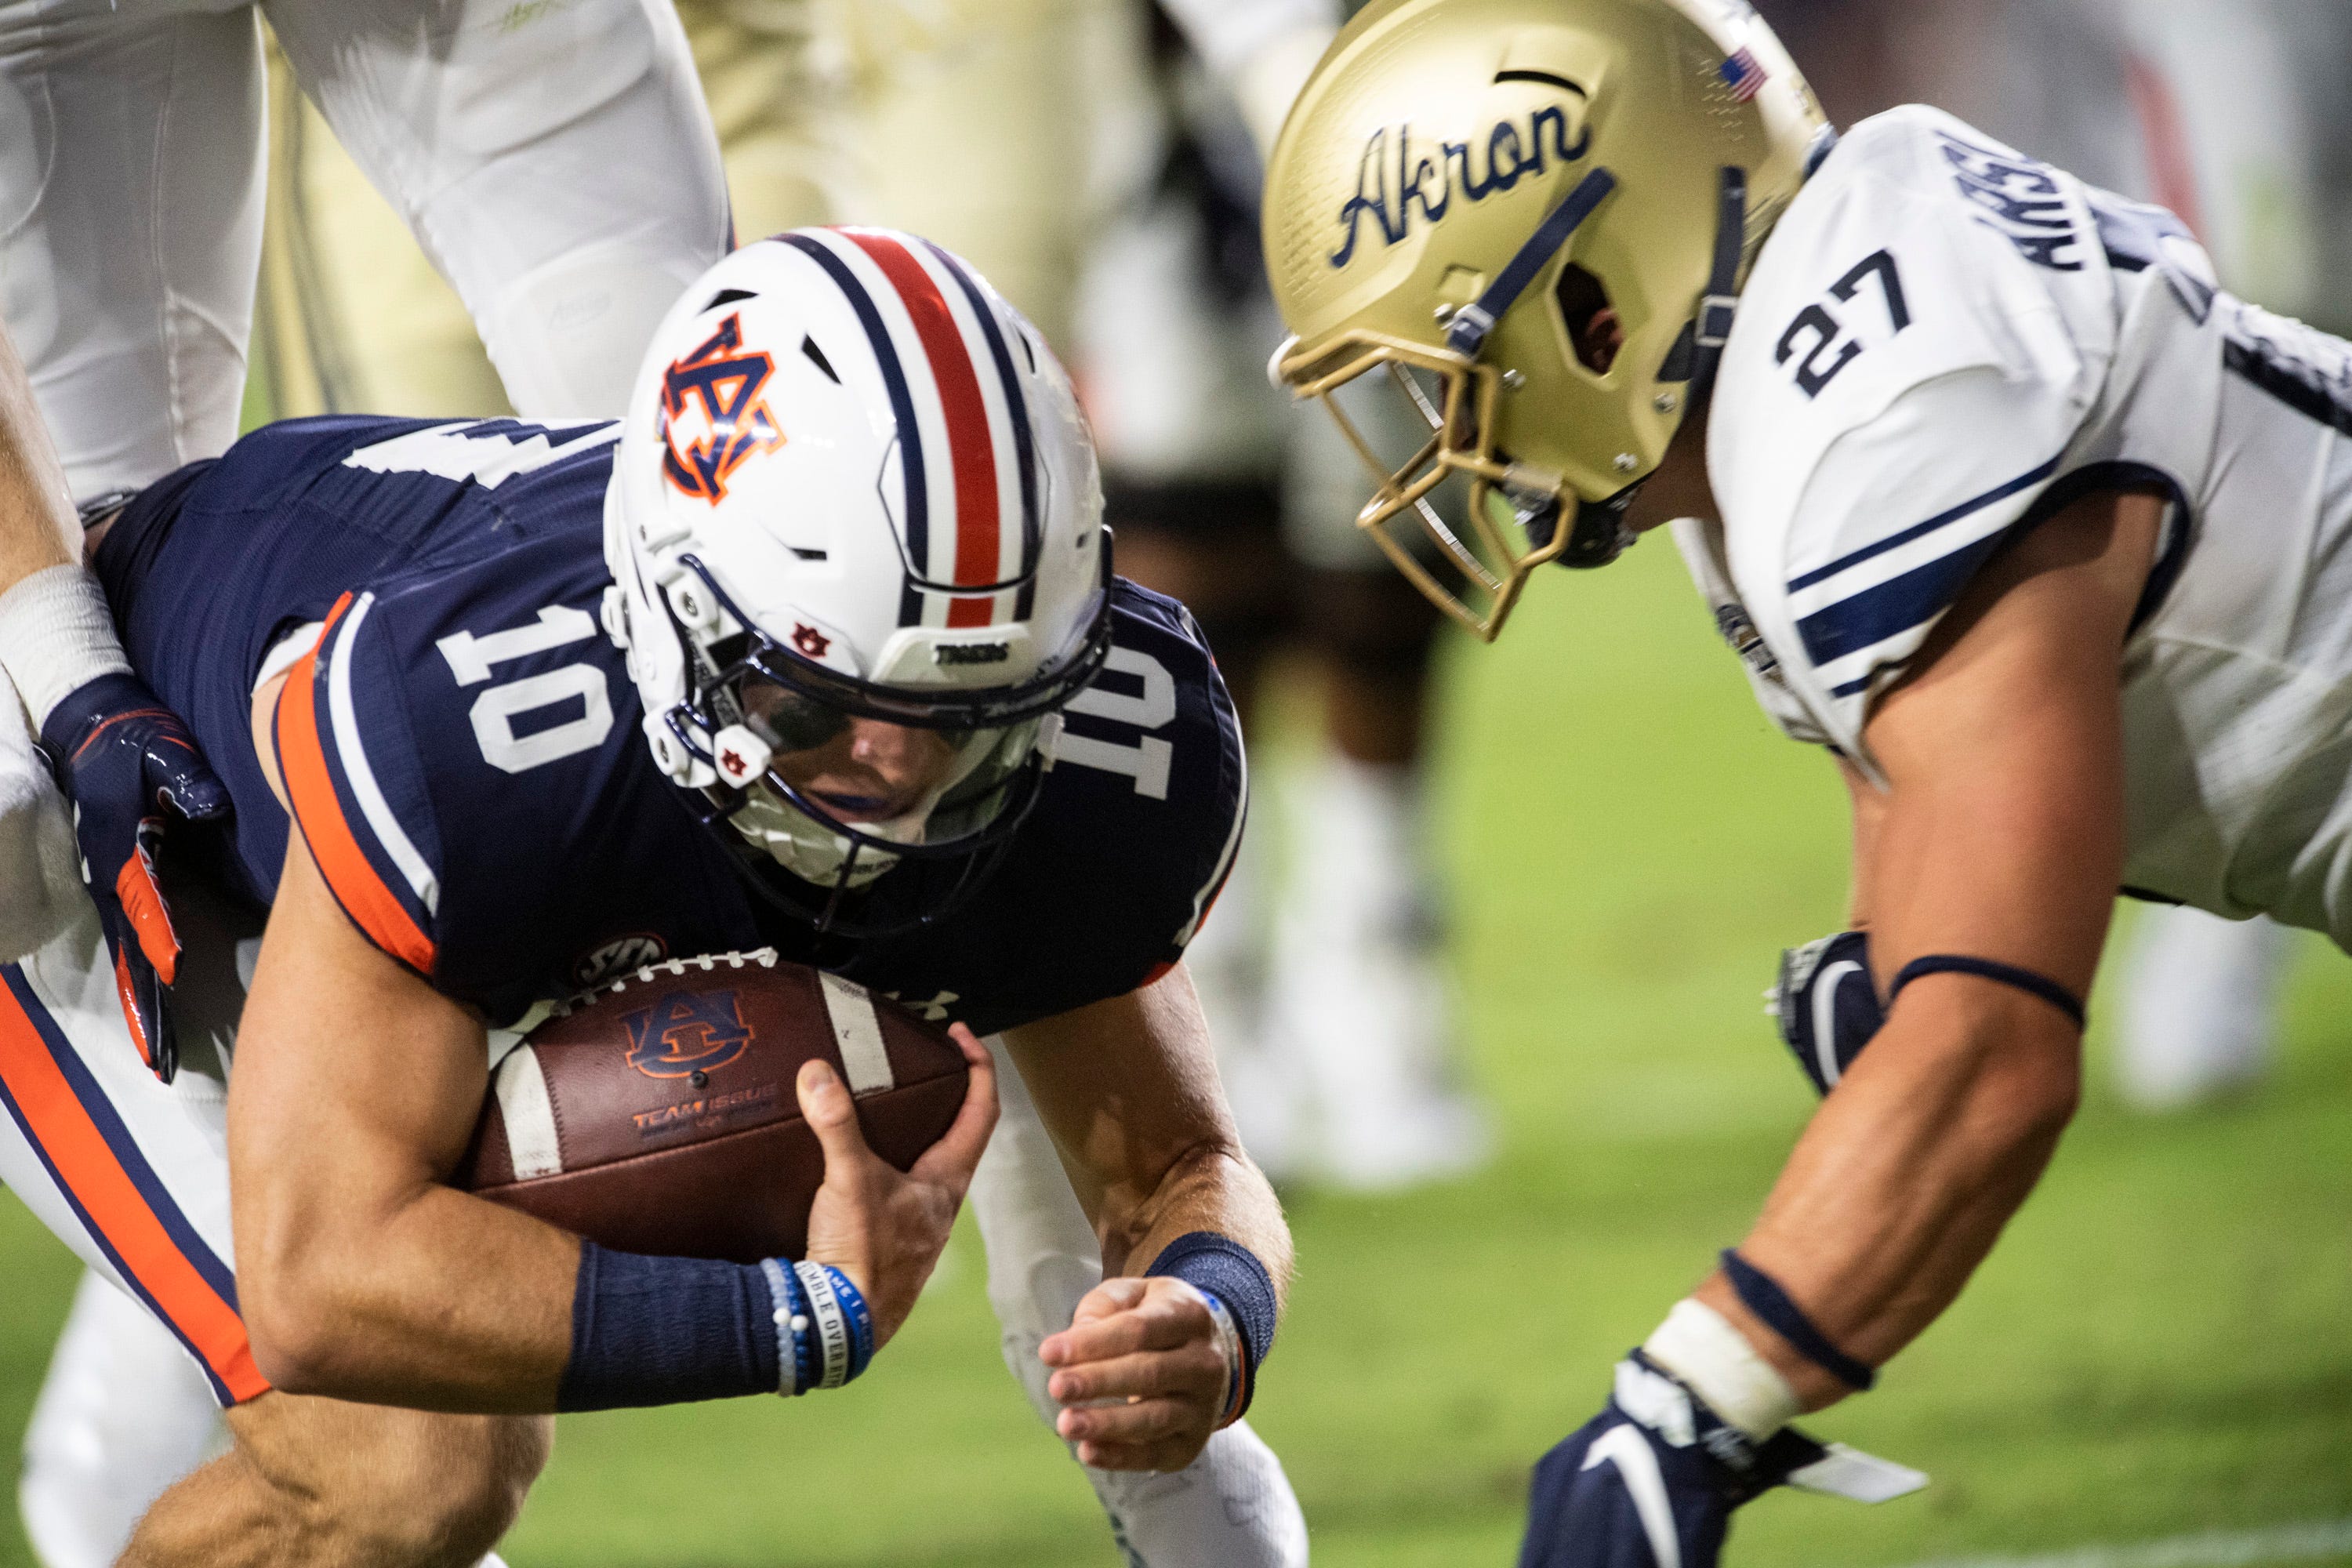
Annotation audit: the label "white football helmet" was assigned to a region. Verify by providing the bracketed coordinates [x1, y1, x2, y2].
[603, 228, 1112, 930]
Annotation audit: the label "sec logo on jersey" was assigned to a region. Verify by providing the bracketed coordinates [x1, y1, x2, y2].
[622, 989, 755, 1079]
[659, 314, 785, 504]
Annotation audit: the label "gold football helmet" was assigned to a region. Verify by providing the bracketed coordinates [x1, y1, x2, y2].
[1264, 0, 1828, 637]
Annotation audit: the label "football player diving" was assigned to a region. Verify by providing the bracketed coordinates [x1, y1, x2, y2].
[1264, 0, 2352, 1563]
[0, 230, 1293, 1566]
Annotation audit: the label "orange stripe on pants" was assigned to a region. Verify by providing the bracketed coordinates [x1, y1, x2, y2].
[0, 988, 267, 1403]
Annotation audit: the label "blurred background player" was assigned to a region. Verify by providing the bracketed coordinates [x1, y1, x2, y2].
[24, 5, 1330, 1566]
[0, 0, 730, 1561]
[1753, 0, 2352, 1113]
[1073, 5, 1490, 1186]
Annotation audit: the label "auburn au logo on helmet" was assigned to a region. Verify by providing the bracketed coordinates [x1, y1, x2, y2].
[659, 314, 786, 504]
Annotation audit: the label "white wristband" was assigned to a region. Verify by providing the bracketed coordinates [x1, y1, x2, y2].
[1642, 1298, 1802, 1441]
[793, 1260, 852, 1391]
[0, 565, 130, 731]
[761, 1258, 805, 1396]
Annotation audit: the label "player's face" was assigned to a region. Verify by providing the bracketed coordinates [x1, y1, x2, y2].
[742, 680, 961, 822]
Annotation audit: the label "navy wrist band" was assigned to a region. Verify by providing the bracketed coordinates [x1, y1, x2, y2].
[825, 1266, 876, 1381]
[1147, 1232, 1277, 1418]
[1719, 1248, 1875, 1392]
[1889, 954, 2085, 1031]
[557, 1243, 779, 1411]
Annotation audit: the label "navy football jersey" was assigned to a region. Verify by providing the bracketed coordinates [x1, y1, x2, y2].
[97, 417, 1245, 1033]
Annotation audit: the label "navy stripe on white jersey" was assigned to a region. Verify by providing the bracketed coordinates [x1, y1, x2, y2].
[1788, 453, 2063, 697]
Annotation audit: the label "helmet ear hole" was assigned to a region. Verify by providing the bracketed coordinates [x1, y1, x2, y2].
[1554, 263, 1623, 375]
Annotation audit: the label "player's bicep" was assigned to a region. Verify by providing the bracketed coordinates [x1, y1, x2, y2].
[1857, 487, 2162, 999]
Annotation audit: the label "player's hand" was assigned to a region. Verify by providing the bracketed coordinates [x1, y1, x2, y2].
[1040, 1276, 1233, 1473]
[1767, 928, 1887, 1096]
[38, 672, 229, 1083]
[799, 1021, 996, 1353]
[1519, 1355, 1926, 1568]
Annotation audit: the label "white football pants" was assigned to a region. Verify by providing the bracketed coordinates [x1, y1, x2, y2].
[969, 1037, 1310, 1568]
[0, 0, 730, 499]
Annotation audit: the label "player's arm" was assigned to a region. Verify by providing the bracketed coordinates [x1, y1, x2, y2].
[230, 829, 997, 1412]
[229, 832, 575, 1409]
[1521, 488, 2159, 1566]
[1695, 484, 2163, 1407]
[0, 324, 79, 591]
[1002, 965, 1292, 1472]
[0, 316, 225, 1069]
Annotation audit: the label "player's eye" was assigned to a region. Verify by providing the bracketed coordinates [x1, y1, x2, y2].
[739, 678, 851, 753]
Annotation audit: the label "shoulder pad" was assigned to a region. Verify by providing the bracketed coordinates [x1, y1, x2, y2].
[1710, 109, 2107, 763]
[275, 592, 444, 974]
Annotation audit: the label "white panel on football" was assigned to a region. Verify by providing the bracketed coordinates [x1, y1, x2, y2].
[495, 1047, 564, 1179]
[818, 971, 895, 1097]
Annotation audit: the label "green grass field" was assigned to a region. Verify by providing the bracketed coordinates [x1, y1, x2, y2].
[3, 539, 2347, 1566]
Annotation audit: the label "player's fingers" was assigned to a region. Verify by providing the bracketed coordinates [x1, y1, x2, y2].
[908, 1024, 998, 1193]
[1047, 1344, 1224, 1406]
[114, 830, 182, 982]
[1070, 1277, 1147, 1326]
[1042, 1290, 1207, 1367]
[798, 1058, 884, 1179]
[1073, 1435, 1207, 1475]
[1056, 1395, 1199, 1450]
[1040, 1278, 1149, 1366]
[150, 742, 230, 822]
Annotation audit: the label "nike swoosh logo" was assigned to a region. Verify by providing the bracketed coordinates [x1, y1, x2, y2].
[1584, 1425, 1682, 1568]
[1813, 959, 1863, 1088]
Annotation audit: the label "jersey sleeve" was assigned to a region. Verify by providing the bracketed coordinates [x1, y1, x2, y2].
[272, 590, 447, 976]
[903, 583, 1247, 1038]
[1710, 107, 2109, 769]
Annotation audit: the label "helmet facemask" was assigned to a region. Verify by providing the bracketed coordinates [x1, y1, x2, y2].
[1279, 332, 1606, 639]
[1273, 165, 1658, 641]
[658, 554, 1111, 935]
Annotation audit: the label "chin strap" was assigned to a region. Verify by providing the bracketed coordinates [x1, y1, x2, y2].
[1549, 165, 1750, 570]
[1689, 165, 1748, 400]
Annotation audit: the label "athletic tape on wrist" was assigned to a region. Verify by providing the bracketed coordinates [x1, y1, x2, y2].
[1889, 955, 2085, 1031]
[1719, 1250, 1875, 1392]
[1642, 1298, 1801, 1440]
[0, 565, 131, 729]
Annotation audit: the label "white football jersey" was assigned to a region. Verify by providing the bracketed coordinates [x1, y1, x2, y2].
[1675, 107, 2352, 946]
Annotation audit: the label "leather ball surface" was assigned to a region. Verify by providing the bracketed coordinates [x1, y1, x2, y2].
[456, 950, 968, 1264]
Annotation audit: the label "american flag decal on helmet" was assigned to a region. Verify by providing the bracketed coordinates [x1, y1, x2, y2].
[775, 228, 1043, 629]
[659, 315, 786, 504]
[1720, 45, 1767, 102]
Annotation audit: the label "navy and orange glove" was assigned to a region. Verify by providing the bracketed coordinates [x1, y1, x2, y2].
[39, 673, 229, 1082]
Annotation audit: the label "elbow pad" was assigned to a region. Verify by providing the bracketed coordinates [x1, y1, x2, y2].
[1768, 930, 1885, 1096]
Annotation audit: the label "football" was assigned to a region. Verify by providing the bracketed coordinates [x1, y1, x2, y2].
[456, 950, 969, 1264]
